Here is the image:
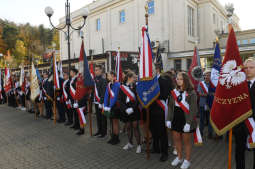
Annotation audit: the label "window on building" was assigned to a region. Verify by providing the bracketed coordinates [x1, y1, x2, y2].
[120, 10, 125, 23]
[237, 40, 241, 45]
[148, 0, 155, 15]
[188, 6, 195, 37]
[187, 58, 192, 70]
[242, 40, 248, 45]
[96, 18, 101, 31]
[250, 38, 255, 44]
[174, 59, 182, 71]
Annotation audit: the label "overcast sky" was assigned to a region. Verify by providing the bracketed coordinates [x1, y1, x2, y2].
[0, 0, 254, 30]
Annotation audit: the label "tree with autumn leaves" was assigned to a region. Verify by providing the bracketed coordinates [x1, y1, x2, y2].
[0, 19, 59, 68]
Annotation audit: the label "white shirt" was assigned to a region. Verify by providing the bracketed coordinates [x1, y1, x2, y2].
[248, 77, 255, 88]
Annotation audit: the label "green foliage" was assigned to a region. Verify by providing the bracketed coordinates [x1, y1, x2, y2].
[0, 19, 58, 67]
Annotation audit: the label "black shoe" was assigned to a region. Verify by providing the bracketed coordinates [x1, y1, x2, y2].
[70, 125, 76, 129]
[98, 134, 106, 138]
[76, 129, 84, 135]
[107, 136, 114, 144]
[150, 149, 160, 154]
[93, 132, 101, 137]
[159, 154, 168, 162]
[111, 135, 120, 145]
[65, 122, 72, 126]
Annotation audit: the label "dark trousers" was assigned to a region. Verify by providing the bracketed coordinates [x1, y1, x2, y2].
[73, 108, 80, 128]
[233, 122, 255, 169]
[199, 107, 212, 136]
[64, 105, 73, 123]
[44, 100, 53, 118]
[95, 104, 107, 135]
[57, 101, 66, 121]
[20, 94, 25, 107]
[149, 104, 168, 156]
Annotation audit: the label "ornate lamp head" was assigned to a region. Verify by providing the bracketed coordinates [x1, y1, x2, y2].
[225, 3, 234, 18]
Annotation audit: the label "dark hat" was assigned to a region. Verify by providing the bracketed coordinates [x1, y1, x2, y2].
[70, 68, 78, 74]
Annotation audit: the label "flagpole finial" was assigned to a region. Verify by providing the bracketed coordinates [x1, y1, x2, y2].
[145, 1, 149, 26]
[195, 40, 199, 47]
[216, 37, 219, 43]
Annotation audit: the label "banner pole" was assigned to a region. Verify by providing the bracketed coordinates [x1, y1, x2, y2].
[146, 108, 150, 160]
[88, 96, 93, 136]
[228, 129, 233, 169]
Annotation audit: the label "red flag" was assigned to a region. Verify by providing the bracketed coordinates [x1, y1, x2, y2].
[75, 41, 90, 100]
[188, 46, 202, 90]
[115, 49, 122, 82]
[210, 27, 252, 135]
[4, 67, 11, 93]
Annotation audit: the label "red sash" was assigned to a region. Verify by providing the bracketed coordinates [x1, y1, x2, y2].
[62, 80, 71, 109]
[171, 89, 190, 114]
[70, 77, 77, 99]
[120, 85, 135, 102]
[156, 99, 168, 120]
[77, 107, 86, 127]
[245, 118, 255, 148]
[199, 81, 208, 94]
[107, 83, 114, 98]
[94, 85, 100, 103]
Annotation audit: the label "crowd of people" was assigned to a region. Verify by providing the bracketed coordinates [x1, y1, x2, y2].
[0, 57, 255, 169]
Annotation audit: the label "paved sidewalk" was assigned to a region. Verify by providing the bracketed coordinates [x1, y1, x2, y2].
[0, 104, 253, 169]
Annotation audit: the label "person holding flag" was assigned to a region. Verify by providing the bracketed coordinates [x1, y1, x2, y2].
[93, 64, 107, 138]
[42, 72, 54, 120]
[210, 27, 253, 169]
[198, 69, 213, 139]
[62, 72, 73, 126]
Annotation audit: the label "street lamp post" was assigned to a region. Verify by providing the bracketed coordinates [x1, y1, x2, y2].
[45, 0, 89, 73]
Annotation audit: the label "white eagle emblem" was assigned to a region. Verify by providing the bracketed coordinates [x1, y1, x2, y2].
[219, 60, 246, 89]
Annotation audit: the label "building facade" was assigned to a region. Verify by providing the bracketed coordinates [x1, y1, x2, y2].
[59, 0, 240, 71]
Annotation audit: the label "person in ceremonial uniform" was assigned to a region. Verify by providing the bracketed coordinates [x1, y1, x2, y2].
[56, 71, 66, 123]
[104, 71, 121, 145]
[118, 71, 141, 153]
[25, 75, 32, 113]
[167, 72, 197, 169]
[93, 65, 107, 138]
[42, 72, 53, 120]
[148, 71, 174, 162]
[197, 69, 213, 139]
[69, 68, 79, 130]
[233, 57, 255, 169]
[62, 72, 73, 126]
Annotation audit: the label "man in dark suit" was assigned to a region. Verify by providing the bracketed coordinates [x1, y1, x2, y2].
[56, 72, 66, 123]
[63, 72, 73, 126]
[42, 72, 54, 120]
[149, 71, 175, 162]
[93, 65, 107, 138]
[69, 68, 80, 130]
[233, 57, 255, 169]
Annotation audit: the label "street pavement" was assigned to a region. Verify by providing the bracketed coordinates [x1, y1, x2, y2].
[0, 104, 253, 169]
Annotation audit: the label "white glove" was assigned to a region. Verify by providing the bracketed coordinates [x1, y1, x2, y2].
[44, 97, 47, 100]
[104, 107, 111, 112]
[73, 103, 78, 108]
[66, 101, 69, 105]
[165, 121, 171, 129]
[98, 104, 102, 109]
[183, 123, 190, 132]
[126, 108, 134, 115]
[57, 97, 60, 101]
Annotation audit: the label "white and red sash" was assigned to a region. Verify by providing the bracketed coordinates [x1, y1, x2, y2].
[171, 89, 189, 114]
[120, 85, 135, 103]
[70, 76, 77, 99]
[193, 127, 203, 145]
[245, 118, 255, 148]
[156, 99, 168, 120]
[107, 83, 114, 98]
[199, 81, 208, 94]
[77, 107, 86, 127]
[62, 80, 71, 109]
[94, 85, 100, 103]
